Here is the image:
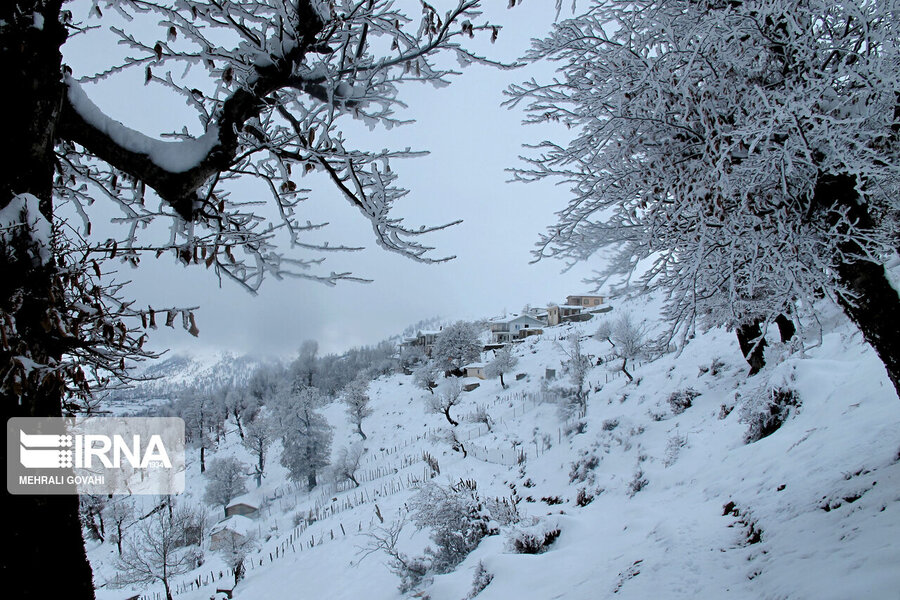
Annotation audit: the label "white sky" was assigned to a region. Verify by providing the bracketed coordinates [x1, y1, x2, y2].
[62, 1, 602, 357]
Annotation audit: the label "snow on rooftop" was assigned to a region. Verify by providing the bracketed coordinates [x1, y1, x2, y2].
[210, 515, 256, 537]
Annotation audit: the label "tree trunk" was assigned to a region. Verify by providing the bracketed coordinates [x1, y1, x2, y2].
[443, 407, 459, 426]
[164, 579, 173, 600]
[736, 319, 767, 376]
[621, 357, 634, 382]
[356, 423, 367, 440]
[307, 470, 317, 491]
[1, 3, 95, 597]
[499, 372, 506, 388]
[814, 173, 900, 398]
[775, 313, 796, 343]
[200, 445, 206, 473]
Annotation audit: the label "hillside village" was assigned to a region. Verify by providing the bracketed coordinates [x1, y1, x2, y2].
[86, 291, 900, 600]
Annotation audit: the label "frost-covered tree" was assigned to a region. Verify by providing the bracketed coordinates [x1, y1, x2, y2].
[427, 377, 464, 426]
[223, 385, 259, 440]
[116, 509, 201, 600]
[242, 414, 275, 488]
[596, 315, 650, 382]
[276, 385, 333, 490]
[342, 376, 373, 440]
[104, 498, 135, 556]
[414, 360, 443, 395]
[332, 442, 365, 488]
[507, 0, 900, 395]
[485, 346, 518, 388]
[2, 1, 506, 594]
[204, 456, 249, 516]
[293, 340, 319, 388]
[558, 334, 592, 414]
[431, 321, 483, 374]
[217, 526, 257, 586]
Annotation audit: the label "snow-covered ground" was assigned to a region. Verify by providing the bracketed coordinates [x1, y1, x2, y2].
[89, 294, 900, 600]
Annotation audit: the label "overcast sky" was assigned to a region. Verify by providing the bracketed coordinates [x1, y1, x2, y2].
[62, 1, 602, 358]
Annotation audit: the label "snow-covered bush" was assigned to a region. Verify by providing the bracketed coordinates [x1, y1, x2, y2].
[410, 481, 498, 574]
[667, 388, 701, 415]
[741, 387, 802, 443]
[569, 453, 600, 483]
[466, 561, 494, 599]
[508, 525, 561, 554]
[627, 470, 648, 497]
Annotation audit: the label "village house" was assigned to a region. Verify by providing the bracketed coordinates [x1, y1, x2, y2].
[209, 515, 255, 551]
[400, 330, 441, 357]
[546, 304, 586, 326]
[566, 294, 605, 308]
[463, 363, 486, 379]
[225, 494, 260, 519]
[488, 314, 544, 344]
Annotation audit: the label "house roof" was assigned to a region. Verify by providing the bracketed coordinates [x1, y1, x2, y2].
[210, 515, 255, 537]
[464, 363, 485, 369]
[489, 313, 544, 325]
[226, 492, 261, 510]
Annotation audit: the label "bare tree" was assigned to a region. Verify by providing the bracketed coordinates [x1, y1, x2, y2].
[116, 509, 201, 600]
[558, 334, 592, 415]
[596, 315, 650, 383]
[2, 1, 507, 594]
[485, 346, 518, 388]
[507, 0, 900, 395]
[204, 457, 249, 517]
[216, 528, 257, 586]
[332, 442, 366, 488]
[242, 414, 274, 488]
[414, 360, 443, 395]
[342, 375, 373, 440]
[104, 499, 135, 556]
[427, 377, 464, 426]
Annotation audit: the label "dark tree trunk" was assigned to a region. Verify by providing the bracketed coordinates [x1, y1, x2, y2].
[499, 372, 506, 388]
[621, 357, 634, 382]
[443, 407, 459, 426]
[356, 423, 367, 440]
[736, 319, 767, 376]
[1, 2, 95, 597]
[813, 174, 900, 398]
[307, 470, 317, 491]
[200, 445, 206, 473]
[775, 314, 796, 343]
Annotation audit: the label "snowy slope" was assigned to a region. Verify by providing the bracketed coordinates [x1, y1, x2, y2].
[89, 295, 900, 600]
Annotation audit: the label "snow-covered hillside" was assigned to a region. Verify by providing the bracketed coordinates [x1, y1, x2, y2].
[105, 352, 271, 413]
[89, 295, 900, 600]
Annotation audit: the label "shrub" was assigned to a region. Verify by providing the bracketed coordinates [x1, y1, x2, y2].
[410, 482, 496, 574]
[510, 527, 561, 554]
[602, 418, 619, 431]
[741, 387, 801, 443]
[627, 469, 648, 497]
[466, 561, 494, 599]
[569, 454, 600, 483]
[667, 388, 700, 415]
[575, 488, 595, 507]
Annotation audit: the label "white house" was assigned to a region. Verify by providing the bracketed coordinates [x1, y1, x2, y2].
[463, 363, 486, 379]
[488, 314, 544, 343]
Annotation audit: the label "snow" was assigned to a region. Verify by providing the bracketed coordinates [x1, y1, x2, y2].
[65, 76, 219, 174]
[210, 515, 256, 537]
[88, 293, 900, 600]
[0, 193, 52, 264]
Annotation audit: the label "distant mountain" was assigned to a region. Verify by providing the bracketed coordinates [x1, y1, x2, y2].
[104, 351, 274, 410]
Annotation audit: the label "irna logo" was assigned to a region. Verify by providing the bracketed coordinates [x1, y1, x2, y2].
[19, 430, 172, 469]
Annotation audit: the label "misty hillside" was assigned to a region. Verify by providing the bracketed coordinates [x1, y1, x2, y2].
[85, 293, 900, 600]
[105, 353, 271, 411]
